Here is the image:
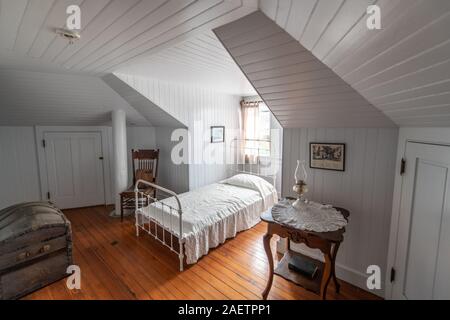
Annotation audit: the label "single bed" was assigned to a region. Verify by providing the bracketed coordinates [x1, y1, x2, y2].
[134, 173, 278, 271]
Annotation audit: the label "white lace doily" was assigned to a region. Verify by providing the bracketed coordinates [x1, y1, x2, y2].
[272, 199, 347, 232]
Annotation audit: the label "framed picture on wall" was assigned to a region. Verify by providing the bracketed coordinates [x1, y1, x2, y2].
[211, 126, 225, 143]
[310, 143, 346, 171]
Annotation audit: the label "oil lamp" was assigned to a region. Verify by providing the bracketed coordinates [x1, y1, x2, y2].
[292, 160, 309, 210]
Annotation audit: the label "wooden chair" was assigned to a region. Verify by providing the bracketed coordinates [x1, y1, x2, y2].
[119, 149, 159, 222]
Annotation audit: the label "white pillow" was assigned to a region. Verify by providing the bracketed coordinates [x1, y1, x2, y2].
[222, 174, 275, 198]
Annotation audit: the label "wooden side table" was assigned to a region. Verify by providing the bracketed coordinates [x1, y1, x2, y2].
[261, 205, 349, 300]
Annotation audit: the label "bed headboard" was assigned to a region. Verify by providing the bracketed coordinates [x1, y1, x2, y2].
[228, 137, 282, 197]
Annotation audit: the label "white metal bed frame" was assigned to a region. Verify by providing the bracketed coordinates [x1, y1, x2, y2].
[134, 138, 281, 272]
[134, 179, 185, 271]
[230, 137, 281, 196]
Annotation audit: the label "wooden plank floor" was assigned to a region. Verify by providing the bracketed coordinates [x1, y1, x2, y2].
[24, 206, 380, 300]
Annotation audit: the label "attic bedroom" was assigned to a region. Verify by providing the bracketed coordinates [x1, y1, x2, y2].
[0, 0, 449, 306]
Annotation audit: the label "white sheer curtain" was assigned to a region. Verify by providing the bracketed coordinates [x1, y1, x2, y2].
[241, 100, 260, 164]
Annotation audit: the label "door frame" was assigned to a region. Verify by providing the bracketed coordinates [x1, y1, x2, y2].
[35, 126, 113, 207]
[386, 127, 450, 299]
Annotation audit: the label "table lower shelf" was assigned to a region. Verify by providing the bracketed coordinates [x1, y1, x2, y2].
[274, 251, 324, 295]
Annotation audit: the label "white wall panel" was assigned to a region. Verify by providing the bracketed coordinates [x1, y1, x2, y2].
[102, 74, 184, 127]
[155, 127, 189, 194]
[282, 127, 398, 296]
[0, 127, 41, 209]
[115, 74, 241, 190]
[0, 125, 156, 210]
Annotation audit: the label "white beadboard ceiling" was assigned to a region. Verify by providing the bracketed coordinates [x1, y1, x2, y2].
[0, 0, 258, 75]
[0, 69, 149, 126]
[258, 0, 450, 127]
[116, 31, 256, 96]
[0, 0, 257, 127]
[214, 11, 395, 128]
[1, 0, 449, 128]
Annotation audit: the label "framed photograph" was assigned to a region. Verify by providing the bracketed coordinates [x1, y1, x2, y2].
[310, 143, 346, 171]
[211, 126, 225, 143]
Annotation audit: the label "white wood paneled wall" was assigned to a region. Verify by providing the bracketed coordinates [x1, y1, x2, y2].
[0, 125, 159, 210]
[127, 127, 156, 152]
[0, 127, 41, 209]
[115, 74, 242, 190]
[128, 126, 189, 194]
[102, 74, 185, 128]
[282, 127, 398, 296]
[155, 127, 189, 194]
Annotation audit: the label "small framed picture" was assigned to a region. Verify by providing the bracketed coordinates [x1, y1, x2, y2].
[211, 126, 225, 143]
[310, 143, 346, 171]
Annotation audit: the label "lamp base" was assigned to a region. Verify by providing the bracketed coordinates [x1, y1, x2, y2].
[292, 198, 308, 211]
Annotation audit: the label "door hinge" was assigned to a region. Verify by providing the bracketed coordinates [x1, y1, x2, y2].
[42, 139, 46, 148]
[390, 267, 396, 282]
[400, 158, 406, 175]
[47, 192, 51, 200]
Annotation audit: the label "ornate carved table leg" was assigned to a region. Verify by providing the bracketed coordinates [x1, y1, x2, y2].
[321, 252, 333, 300]
[331, 242, 341, 293]
[262, 233, 274, 300]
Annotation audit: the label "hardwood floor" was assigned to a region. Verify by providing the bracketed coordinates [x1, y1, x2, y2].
[24, 206, 380, 300]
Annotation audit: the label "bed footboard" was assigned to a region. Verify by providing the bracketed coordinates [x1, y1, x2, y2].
[134, 180, 184, 271]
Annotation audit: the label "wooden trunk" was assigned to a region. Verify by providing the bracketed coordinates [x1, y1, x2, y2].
[0, 202, 73, 300]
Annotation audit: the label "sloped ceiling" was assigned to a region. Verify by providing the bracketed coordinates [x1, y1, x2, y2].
[1, 0, 449, 128]
[0, 0, 258, 75]
[102, 74, 186, 128]
[214, 11, 395, 127]
[0, 0, 258, 127]
[258, 0, 450, 127]
[0, 69, 149, 126]
[115, 31, 256, 96]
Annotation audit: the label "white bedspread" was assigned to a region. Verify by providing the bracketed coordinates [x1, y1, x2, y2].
[139, 177, 277, 264]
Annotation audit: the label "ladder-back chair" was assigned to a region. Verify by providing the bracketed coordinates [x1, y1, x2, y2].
[119, 149, 159, 222]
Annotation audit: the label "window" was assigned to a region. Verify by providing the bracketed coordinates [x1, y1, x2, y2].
[241, 101, 271, 159]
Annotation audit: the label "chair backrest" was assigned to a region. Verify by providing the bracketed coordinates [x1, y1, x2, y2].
[131, 149, 160, 185]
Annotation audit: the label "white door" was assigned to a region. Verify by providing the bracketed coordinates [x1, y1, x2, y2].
[392, 142, 450, 300]
[43, 132, 105, 209]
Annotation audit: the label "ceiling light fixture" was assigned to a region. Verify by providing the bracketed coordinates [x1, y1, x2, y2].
[55, 28, 81, 44]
